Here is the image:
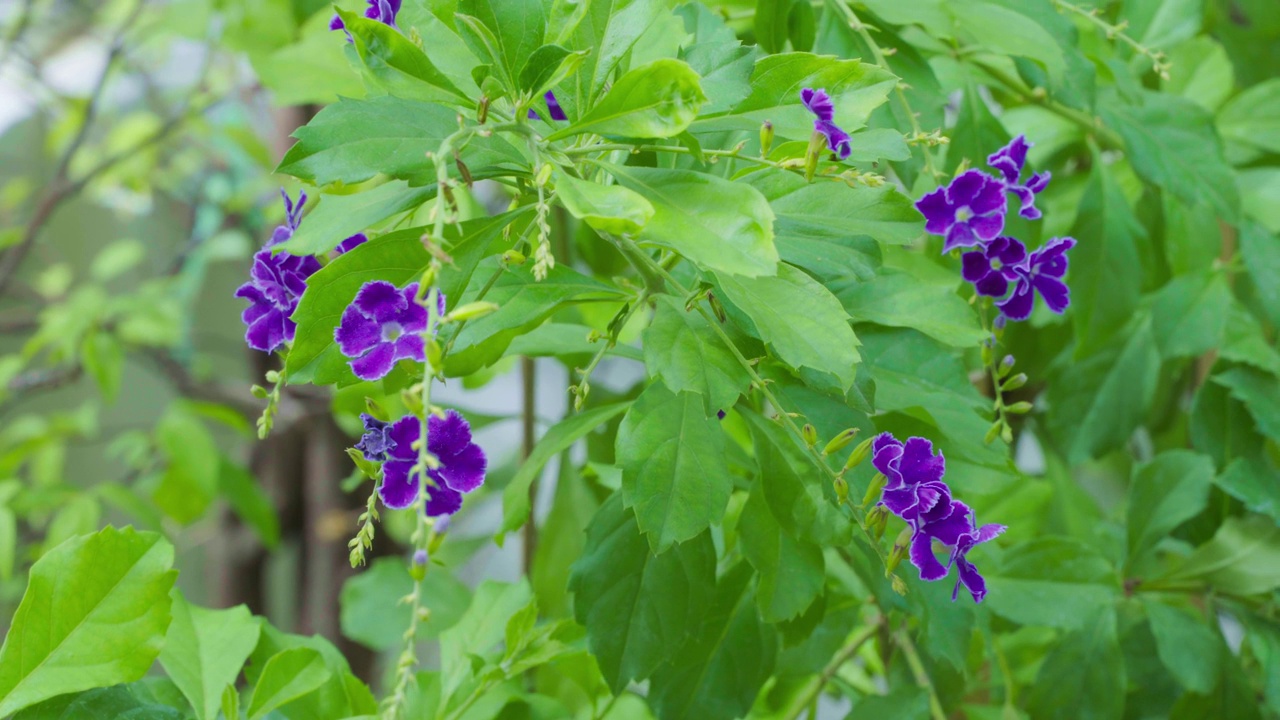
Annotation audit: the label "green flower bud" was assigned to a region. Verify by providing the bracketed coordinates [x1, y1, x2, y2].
[860, 471, 887, 509]
[998, 354, 1015, 378]
[535, 162, 553, 187]
[984, 422, 1001, 445]
[365, 397, 390, 422]
[843, 436, 875, 474]
[1001, 373, 1027, 392]
[891, 574, 908, 596]
[822, 428, 860, 457]
[1006, 401, 1034, 414]
[760, 121, 775, 157]
[833, 476, 849, 505]
[804, 129, 825, 182]
[250, 385, 269, 399]
[802, 423, 818, 447]
[886, 526, 913, 575]
[502, 249, 527, 266]
[426, 339, 444, 371]
[444, 301, 500, 323]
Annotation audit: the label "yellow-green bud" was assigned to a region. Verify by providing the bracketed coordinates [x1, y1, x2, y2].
[419, 265, 437, 290]
[1001, 373, 1027, 392]
[822, 428, 860, 456]
[984, 422, 1001, 445]
[426, 339, 444, 371]
[834, 476, 849, 505]
[860, 471, 888, 508]
[843, 436, 875, 474]
[1006, 401, 1034, 414]
[444, 301, 500, 323]
[365, 397, 390, 422]
[502, 249, 527, 266]
[409, 549, 428, 581]
[535, 163, 553, 187]
[804, 130, 825, 182]
[760, 121, 775, 157]
[401, 386, 424, 416]
[865, 504, 889, 539]
[981, 344, 993, 366]
[250, 385, 269, 399]
[998, 354, 1015, 378]
[1001, 422, 1014, 444]
[802, 423, 818, 447]
[265, 370, 280, 383]
[886, 527, 913, 575]
[891, 574, 908, 596]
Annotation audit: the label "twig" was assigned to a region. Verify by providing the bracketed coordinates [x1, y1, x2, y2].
[790, 620, 881, 718]
[895, 629, 948, 720]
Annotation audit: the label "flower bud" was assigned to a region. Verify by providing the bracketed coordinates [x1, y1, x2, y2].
[1001, 373, 1027, 392]
[477, 95, 490, 125]
[804, 130, 825, 182]
[822, 428, 860, 457]
[419, 265, 437, 290]
[802, 423, 818, 447]
[426, 339, 444, 370]
[409, 549, 428, 581]
[865, 504, 888, 537]
[833, 476, 849, 505]
[535, 163, 553, 187]
[265, 370, 280, 383]
[501, 249, 527, 266]
[891, 574, 908, 596]
[401, 386, 424, 417]
[1001, 422, 1014, 444]
[886, 527, 913, 575]
[444, 301, 500, 323]
[981, 344, 993, 366]
[760, 121, 774, 157]
[365, 397, 390, 422]
[999, 354, 1015, 378]
[860, 471, 888, 508]
[984, 422, 1001, 445]
[250, 385, 269, 399]
[1006, 401, 1034, 414]
[843, 436, 875, 474]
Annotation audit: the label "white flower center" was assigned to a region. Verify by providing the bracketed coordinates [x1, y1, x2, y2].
[382, 322, 403, 342]
[955, 205, 975, 223]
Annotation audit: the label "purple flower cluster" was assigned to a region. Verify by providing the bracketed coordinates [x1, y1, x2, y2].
[330, 0, 400, 32]
[873, 433, 1004, 602]
[235, 191, 321, 353]
[916, 136, 1074, 322]
[528, 91, 567, 121]
[801, 88, 851, 160]
[335, 280, 446, 382]
[354, 410, 487, 517]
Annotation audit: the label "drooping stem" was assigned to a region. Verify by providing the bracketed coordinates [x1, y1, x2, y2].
[895, 629, 949, 720]
[521, 355, 537, 574]
[789, 620, 881, 719]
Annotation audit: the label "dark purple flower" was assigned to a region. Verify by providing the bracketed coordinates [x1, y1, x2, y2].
[916, 170, 1008, 252]
[334, 233, 368, 256]
[717, 409, 726, 420]
[996, 236, 1076, 321]
[907, 498, 974, 582]
[381, 411, 487, 516]
[961, 236, 1027, 298]
[234, 191, 320, 353]
[801, 88, 851, 160]
[528, 91, 567, 121]
[948, 513, 1005, 602]
[872, 433, 950, 525]
[334, 281, 445, 381]
[354, 413, 394, 461]
[988, 135, 1051, 220]
[330, 0, 400, 32]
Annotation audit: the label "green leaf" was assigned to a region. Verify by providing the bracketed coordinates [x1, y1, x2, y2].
[1151, 271, 1232, 359]
[949, 2, 1065, 81]
[1143, 600, 1222, 694]
[1164, 37, 1234, 112]
[1217, 78, 1280, 163]
[603, 163, 779, 277]
[553, 171, 655, 236]
[676, 4, 760, 115]
[246, 648, 331, 720]
[279, 181, 435, 256]
[746, 172, 924, 246]
[693, 53, 897, 141]
[518, 44, 582, 96]
[755, 0, 794, 54]
[1069, 162, 1145, 357]
[159, 590, 261, 720]
[0, 527, 176, 717]
[743, 413, 853, 547]
[437, 580, 532, 704]
[1100, 92, 1239, 221]
[339, 558, 470, 651]
[153, 406, 219, 525]
[340, 10, 468, 105]
[1025, 608, 1124, 720]
[1242, 613, 1280, 715]
[983, 537, 1118, 630]
[1214, 457, 1280, 523]
[456, 0, 547, 94]
[217, 459, 280, 550]
[81, 331, 123, 403]
[946, 83, 1012, 174]
[562, 0, 669, 106]
[14, 684, 186, 720]
[569, 494, 716, 692]
[242, 627, 376, 720]
[832, 248, 985, 348]
[532, 461, 601, 618]
[499, 401, 631, 541]
[1165, 515, 1280, 595]
[1046, 319, 1161, 464]
[1239, 221, 1280, 327]
[642, 295, 750, 415]
[788, 0, 816, 52]
[1213, 366, 1280, 443]
[548, 59, 706, 140]
[648, 562, 778, 720]
[276, 96, 525, 187]
[1191, 378, 1265, 469]
[738, 484, 824, 622]
[287, 213, 521, 385]
[1126, 450, 1214, 569]
[617, 382, 733, 552]
[713, 264, 859, 392]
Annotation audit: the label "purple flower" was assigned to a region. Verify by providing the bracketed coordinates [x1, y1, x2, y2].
[996, 236, 1076, 321]
[354, 413, 394, 461]
[801, 88, 851, 160]
[234, 191, 320, 353]
[872, 434, 950, 525]
[528, 91, 567, 121]
[961, 236, 1027, 298]
[948, 513, 1005, 602]
[330, 0, 400, 32]
[381, 411, 487, 516]
[916, 170, 1008, 253]
[334, 233, 368, 256]
[334, 281, 445, 381]
[988, 135, 1051, 220]
[907, 499, 1002, 603]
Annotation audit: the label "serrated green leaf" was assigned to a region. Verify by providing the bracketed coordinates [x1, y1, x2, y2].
[339, 558, 470, 651]
[1214, 457, 1280, 522]
[1213, 366, 1280, 443]
[1143, 600, 1222, 694]
[0, 527, 176, 717]
[983, 537, 1118, 630]
[246, 648, 330, 720]
[642, 295, 749, 415]
[1069, 161, 1145, 357]
[341, 10, 468, 105]
[1218, 77, 1280, 163]
[746, 172, 923, 246]
[1026, 608, 1124, 720]
[159, 590, 260, 720]
[548, 59, 706, 140]
[738, 484, 823, 622]
[743, 413, 852, 547]
[1165, 515, 1280, 595]
[456, 0, 547, 94]
[1151, 271, 1232, 359]
[1126, 451, 1214, 570]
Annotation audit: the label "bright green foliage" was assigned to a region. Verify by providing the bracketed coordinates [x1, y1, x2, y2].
[158, 590, 260, 720]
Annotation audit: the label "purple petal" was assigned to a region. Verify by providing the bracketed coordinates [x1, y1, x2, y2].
[436, 442, 486, 493]
[968, 174, 1007, 216]
[924, 501, 973, 547]
[974, 272, 1009, 298]
[816, 120, 852, 160]
[961, 251, 990, 283]
[329, 14, 345, 31]
[898, 437, 945, 485]
[335, 305, 382, 358]
[245, 310, 288, 353]
[942, 222, 979, 253]
[380, 460, 418, 509]
[992, 236, 1027, 266]
[915, 188, 955, 236]
[546, 91, 567, 121]
[974, 523, 1006, 545]
[946, 170, 987, 206]
[969, 212, 1005, 242]
[387, 416, 420, 462]
[801, 88, 834, 122]
[425, 483, 463, 516]
[872, 434, 905, 488]
[354, 280, 408, 324]
[881, 488, 917, 517]
[393, 334, 425, 362]
[335, 233, 368, 256]
[1032, 275, 1071, 313]
[428, 410, 473, 458]
[953, 557, 987, 602]
[996, 275, 1035, 321]
[910, 530, 949, 581]
[350, 342, 398, 381]
[1032, 236, 1075, 278]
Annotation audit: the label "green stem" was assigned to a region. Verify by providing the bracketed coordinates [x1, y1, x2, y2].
[790, 621, 881, 719]
[974, 59, 1125, 149]
[574, 292, 647, 411]
[895, 629, 949, 720]
[563, 143, 791, 171]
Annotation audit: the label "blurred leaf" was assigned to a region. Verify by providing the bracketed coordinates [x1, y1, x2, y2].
[519, 44, 587, 97]
[0, 527, 176, 717]
[1214, 457, 1280, 522]
[947, 83, 1011, 174]
[1218, 78, 1280, 164]
[847, 687, 930, 720]
[950, 2, 1066, 81]
[1190, 378, 1267, 469]
[13, 684, 186, 720]
[339, 558, 470, 651]
[1150, 271, 1231, 359]
[218, 459, 281, 549]
[342, 10, 469, 104]
[1163, 37, 1233, 112]
[676, 3, 759, 115]
[1126, 450, 1214, 569]
[438, 580, 533, 702]
[748, 172, 924, 246]
[1069, 161, 1145, 357]
[1166, 515, 1280, 595]
[280, 181, 435, 256]
[743, 413, 853, 547]
[984, 537, 1118, 629]
[532, 460, 600, 618]
[569, 494, 716, 692]
[755, 0, 793, 53]
[1142, 600, 1221, 694]
[246, 648, 330, 720]
[738, 483, 823, 622]
[643, 295, 749, 415]
[1213, 366, 1280, 443]
[1239, 221, 1280, 328]
[160, 590, 261, 720]
[153, 407, 219, 525]
[1025, 608, 1124, 720]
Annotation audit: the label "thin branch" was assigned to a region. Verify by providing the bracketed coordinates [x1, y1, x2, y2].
[895, 629, 949, 720]
[4, 365, 83, 398]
